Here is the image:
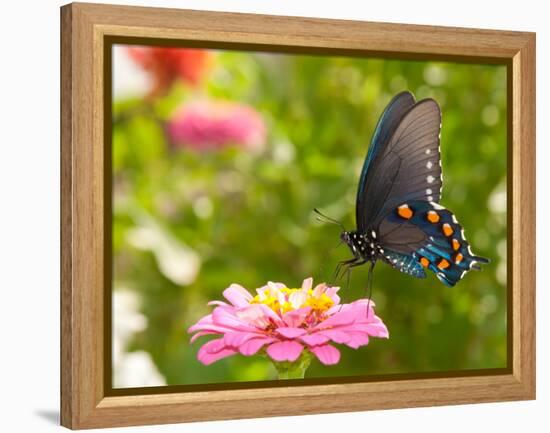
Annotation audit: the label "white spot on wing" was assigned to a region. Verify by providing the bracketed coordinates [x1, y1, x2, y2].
[426, 188, 432, 195]
[425, 149, 431, 155]
[426, 161, 433, 169]
[427, 175, 435, 184]
[430, 202, 444, 210]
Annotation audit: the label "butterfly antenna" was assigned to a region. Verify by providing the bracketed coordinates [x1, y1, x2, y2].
[365, 261, 375, 318]
[313, 208, 346, 231]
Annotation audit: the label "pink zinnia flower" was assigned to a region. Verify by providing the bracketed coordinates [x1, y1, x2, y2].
[167, 100, 267, 152]
[188, 278, 388, 367]
[127, 46, 212, 96]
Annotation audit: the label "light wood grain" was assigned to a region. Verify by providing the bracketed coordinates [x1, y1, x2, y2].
[60, 2, 536, 429]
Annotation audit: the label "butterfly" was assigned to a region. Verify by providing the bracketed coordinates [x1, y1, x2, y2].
[317, 91, 489, 287]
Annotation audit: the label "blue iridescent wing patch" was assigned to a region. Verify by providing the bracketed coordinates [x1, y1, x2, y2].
[380, 250, 426, 279]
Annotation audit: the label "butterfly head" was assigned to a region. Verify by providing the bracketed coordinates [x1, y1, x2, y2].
[340, 231, 351, 244]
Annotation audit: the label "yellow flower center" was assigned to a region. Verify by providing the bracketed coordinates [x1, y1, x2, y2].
[250, 287, 334, 315]
[305, 293, 334, 311]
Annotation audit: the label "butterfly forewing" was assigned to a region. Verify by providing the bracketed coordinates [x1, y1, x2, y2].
[357, 97, 443, 230]
[356, 91, 415, 232]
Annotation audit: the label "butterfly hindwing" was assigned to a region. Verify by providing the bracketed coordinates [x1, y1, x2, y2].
[357, 96, 443, 231]
[380, 250, 426, 279]
[378, 200, 489, 287]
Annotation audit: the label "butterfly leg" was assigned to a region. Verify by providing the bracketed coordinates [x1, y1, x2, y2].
[342, 257, 368, 291]
[333, 257, 360, 284]
[365, 260, 375, 317]
[335, 256, 368, 288]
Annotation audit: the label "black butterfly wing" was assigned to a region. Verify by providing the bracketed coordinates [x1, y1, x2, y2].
[357, 97, 443, 231]
[356, 91, 416, 232]
[378, 201, 489, 286]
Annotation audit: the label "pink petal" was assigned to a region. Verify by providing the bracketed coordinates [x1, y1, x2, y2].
[207, 300, 228, 307]
[255, 303, 285, 327]
[224, 331, 263, 347]
[238, 337, 276, 355]
[312, 283, 327, 297]
[234, 304, 271, 328]
[316, 329, 351, 344]
[344, 332, 370, 349]
[311, 309, 356, 330]
[324, 286, 341, 304]
[198, 346, 238, 365]
[301, 277, 313, 291]
[266, 340, 304, 362]
[189, 313, 214, 328]
[282, 306, 311, 327]
[300, 333, 330, 346]
[365, 322, 389, 338]
[288, 290, 307, 309]
[190, 330, 218, 343]
[223, 283, 253, 307]
[276, 327, 307, 339]
[267, 281, 286, 290]
[212, 307, 257, 331]
[310, 344, 341, 365]
[326, 304, 345, 316]
[201, 337, 227, 354]
[189, 322, 245, 336]
[235, 304, 284, 328]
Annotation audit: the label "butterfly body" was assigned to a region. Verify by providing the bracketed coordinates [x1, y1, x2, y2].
[340, 229, 381, 263]
[337, 91, 489, 287]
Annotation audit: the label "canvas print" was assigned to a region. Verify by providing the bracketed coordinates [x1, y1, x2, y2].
[111, 44, 507, 389]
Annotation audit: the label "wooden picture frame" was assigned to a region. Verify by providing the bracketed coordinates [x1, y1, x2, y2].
[60, 2, 536, 429]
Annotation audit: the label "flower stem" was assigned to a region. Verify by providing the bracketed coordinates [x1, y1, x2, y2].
[273, 351, 313, 379]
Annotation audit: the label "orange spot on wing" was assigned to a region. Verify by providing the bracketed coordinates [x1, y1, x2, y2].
[452, 239, 461, 251]
[420, 257, 430, 268]
[442, 223, 454, 237]
[437, 259, 450, 270]
[397, 204, 413, 219]
[426, 211, 440, 223]
[454, 253, 464, 264]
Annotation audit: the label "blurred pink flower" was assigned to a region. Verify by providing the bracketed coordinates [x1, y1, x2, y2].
[188, 278, 388, 366]
[167, 100, 267, 152]
[127, 46, 212, 96]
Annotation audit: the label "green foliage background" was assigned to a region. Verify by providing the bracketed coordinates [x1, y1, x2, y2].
[113, 48, 507, 387]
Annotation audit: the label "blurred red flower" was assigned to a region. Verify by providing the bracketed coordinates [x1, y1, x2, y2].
[127, 46, 212, 96]
[167, 100, 267, 152]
